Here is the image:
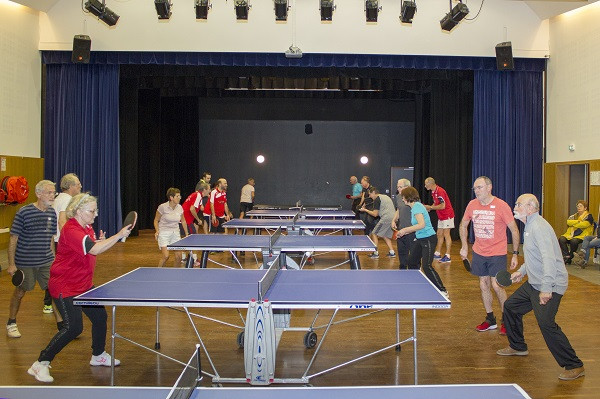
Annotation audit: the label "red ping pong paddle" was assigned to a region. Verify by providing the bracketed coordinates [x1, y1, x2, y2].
[495, 269, 513, 287]
[11, 269, 24, 287]
[346, 194, 352, 199]
[212, 218, 219, 227]
[121, 211, 137, 242]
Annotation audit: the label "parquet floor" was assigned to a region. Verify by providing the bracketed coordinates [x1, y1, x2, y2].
[1, 230, 598, 398]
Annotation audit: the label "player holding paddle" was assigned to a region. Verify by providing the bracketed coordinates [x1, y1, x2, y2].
[496, 194, 585, 381]
[27, 193, 134, 383]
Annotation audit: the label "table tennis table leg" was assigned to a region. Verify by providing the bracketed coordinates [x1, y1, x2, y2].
[348, 251, 361, 270]
[200, 251, 209, 268]
[155, 307, 161, 350]
[413, 308, 418, 384]
[395, 310, 401, 352]
[111, 305, 116, 386]
[184, 251, 194, 268]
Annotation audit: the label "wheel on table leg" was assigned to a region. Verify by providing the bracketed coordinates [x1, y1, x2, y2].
[303, 331, 318, 349]
[395, 344, 402, 352]
[154, 342, 161, 350]
[237, 331, 245, 348]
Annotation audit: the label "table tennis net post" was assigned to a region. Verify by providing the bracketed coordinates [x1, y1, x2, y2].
[165, 344, 202, 399]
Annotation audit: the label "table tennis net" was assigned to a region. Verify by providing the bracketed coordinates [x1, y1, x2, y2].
[166, 345, 202, 399]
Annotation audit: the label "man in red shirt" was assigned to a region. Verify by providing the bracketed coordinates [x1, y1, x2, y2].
[182, 182, 210, 234]
[209, 178, 231, 233]
[424, 177, 455, 263]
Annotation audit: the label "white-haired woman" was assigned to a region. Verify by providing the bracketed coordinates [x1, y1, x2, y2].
[28, 193, 132, 383]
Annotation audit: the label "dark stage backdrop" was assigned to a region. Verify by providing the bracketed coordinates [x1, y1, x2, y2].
[198, 120, 414, 216]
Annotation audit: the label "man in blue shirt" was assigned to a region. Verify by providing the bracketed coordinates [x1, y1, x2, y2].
[348, 176, 363, 217]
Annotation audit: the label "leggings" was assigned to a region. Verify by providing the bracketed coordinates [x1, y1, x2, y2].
[38, 295, 107, 362]
[407, 234, 446, 292]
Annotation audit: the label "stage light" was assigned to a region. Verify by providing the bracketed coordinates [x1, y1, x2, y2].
[84, 0, 120, 26]
[235, 0, 249, 20]
[365, 0, 380, 22]
[257, 155, 265, 163]
[320, 0, 334, 21]
[154, 0, 172, 20]
[400, 1, 416, 24]
[195, 0, 210, 19]
[274, 0, 288, 21]
[440, 1, 469, 32]
[360, 156, 369, 165]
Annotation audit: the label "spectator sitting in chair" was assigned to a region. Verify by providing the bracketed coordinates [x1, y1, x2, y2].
[573, 224, 600, 269]
[558, 200, 594, 264]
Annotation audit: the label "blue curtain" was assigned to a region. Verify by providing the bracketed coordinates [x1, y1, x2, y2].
[44, 64, 122, 235]
[472, 70, 544, 211]
[42, 51, 546, 72]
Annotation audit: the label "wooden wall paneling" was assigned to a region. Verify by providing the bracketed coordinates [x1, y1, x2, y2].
[0, 156, 45, 253]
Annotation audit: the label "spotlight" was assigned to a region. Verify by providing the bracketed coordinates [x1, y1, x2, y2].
[365, 0, 380, 22]
[235, 0, 249, 20]
[84, 0, 119, 26]
[400, 1, 416, 24]
[360, 156, 369, 165]
[155, 0, 172, 20]
[440, 1, 469, 32]
[320, 0, 334, 21]
[195, 0, 210, 19]
[256, 155, 265, 163]
[274, 0, 288, 21]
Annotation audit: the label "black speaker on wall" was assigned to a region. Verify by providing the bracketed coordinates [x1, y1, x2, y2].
[72, 35, 91, 64]
[305, 124, 313, 135]
[495, 41, 514, 71]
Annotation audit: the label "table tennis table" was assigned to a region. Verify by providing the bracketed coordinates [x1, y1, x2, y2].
[168, 228, 374, 270]
[253, 204, 342, 211]
[74, 267, 450, 386]
[223, 217, 365, 236]
[246, 209, 355, 219]
[0, 384, 533, 399]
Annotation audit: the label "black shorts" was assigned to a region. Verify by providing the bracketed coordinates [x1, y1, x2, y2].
[240, 202, 254, 215]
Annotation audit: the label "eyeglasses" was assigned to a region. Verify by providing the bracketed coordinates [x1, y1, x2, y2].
[84, 209, 98, 216]
[472, 185, 487, 191]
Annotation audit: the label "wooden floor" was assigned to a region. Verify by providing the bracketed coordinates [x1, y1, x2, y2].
[1, 230, 598, 398]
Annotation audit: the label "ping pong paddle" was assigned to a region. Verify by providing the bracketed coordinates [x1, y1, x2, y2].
[121, 211, 137, 242]
[212, 218, 219, 227]
[495, 269, 513, 287]
[11, 269, 24, 287]
[346, 194, 352, 199]
[462, 258, 471, 272]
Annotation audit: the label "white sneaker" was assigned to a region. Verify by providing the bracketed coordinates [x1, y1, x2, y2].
[90, 351, 120, 367]
[7, 323, 21, 338]
[28, 361, 54, 383]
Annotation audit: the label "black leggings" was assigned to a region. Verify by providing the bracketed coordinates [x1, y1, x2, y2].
[38, 295, 107, 362]
[407, 234, 446, 292]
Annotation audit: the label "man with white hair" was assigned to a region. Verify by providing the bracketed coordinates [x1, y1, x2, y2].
[53, 173, 82, 249]
[6, 180, 60, 338]
[497, 193, 585, 381]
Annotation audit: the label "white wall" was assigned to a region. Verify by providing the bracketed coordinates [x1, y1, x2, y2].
[40, 0, 548, 58]
[547, 2, 600, 162]
[0, 0, 41, 157]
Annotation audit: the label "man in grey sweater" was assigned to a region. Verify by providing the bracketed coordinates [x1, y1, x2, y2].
[496, 194, 585, 381]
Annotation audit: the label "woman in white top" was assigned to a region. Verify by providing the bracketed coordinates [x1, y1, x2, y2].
[154, 188, 189, 267]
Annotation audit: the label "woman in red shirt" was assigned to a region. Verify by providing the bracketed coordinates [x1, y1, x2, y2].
[28, 193, 132, 383]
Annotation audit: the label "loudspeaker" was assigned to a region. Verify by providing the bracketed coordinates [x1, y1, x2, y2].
[72, 35, 91, 64]
[495, 42, 514, 71]
[305, 124, 313, 135]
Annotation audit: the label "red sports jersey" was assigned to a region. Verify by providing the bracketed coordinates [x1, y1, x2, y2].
[431, 185, 455, 221]
[48, 218, 97, 298]
[210, 188, 227, 217]
[182, 191, 203, 225]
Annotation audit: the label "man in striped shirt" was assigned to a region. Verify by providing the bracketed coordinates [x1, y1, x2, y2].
[6, 180, 60, 338]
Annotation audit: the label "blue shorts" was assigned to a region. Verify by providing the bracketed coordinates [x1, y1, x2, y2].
[471, 252, 507, 277]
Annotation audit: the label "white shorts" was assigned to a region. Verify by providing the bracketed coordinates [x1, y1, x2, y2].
[437, 218, 455, 229]
[157, 230, 182, 249]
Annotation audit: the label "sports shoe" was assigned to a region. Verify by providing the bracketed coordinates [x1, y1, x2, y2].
[386, 251, 396, 258]
[28, 361, 54, 383]
[558, 366, 585, 380]
[574, 256, 587, 268]
[496, 347, 529, 356]
[7, 323, 21, 338]
[476, 320, 497, 332]
[43, 305, 54, 314]
[433, 253, 442, 260]
[499, 323, 507, 335]
[439, 255, 451, 263]
[368, 252, 379, 259]
[90, 351, 120, 367]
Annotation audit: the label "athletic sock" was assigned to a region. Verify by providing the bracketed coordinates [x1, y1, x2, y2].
[486, 312, 495, 322]
[434, 251, 441, 256]
[7, 318, 16, 325]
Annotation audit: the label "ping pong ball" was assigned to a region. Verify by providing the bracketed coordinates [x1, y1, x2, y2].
[257, 155, 265, 163]
[360, 156, 369, 164]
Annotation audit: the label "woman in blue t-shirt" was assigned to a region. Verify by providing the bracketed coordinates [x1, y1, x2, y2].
[398, 187, 448, 298]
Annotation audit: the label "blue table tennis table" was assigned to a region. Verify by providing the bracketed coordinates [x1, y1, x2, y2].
[74, 268, 450, 386]
[253, 204, 342, 211]
[167, 230, 374, 270]
[0, 384, 533, 399]
[223, 217, 365, 236]
[246, 209, 355, 219]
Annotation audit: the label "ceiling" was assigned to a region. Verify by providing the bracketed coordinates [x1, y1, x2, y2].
[9, 0, 600, 21]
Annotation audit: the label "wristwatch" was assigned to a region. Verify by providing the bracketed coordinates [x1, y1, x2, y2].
[512, 250, 519, 255]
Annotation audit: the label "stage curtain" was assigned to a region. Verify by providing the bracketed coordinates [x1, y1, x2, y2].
[44, 64, 122, 235]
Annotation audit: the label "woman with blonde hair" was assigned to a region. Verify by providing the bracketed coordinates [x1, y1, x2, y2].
[558, 200, 594, 264]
